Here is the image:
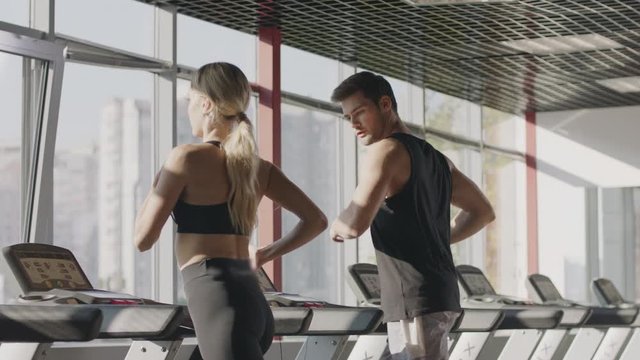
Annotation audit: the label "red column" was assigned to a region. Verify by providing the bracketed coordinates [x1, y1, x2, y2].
[257, 26, 282, 289]
[525, 111, 538, 274]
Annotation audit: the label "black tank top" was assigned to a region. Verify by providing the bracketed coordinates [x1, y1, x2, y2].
[371, 132, 461, 322]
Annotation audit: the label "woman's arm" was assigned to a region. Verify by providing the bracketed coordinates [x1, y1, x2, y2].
[255, 163, 328, 268]
[134, 147, 188, 251]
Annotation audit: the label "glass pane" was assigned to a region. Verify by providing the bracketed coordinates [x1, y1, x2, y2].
[281, 104, 339, 303]
[386, 77, 423, 127]
[635, 188, 640, 301]
[0, 1, 29, 26]
[0, 52, 23, 303]
[178, 14, 256, 82]
[425, 89, 481, 140]
[483, 152, 527, 297]
[282, 45, 339, 102]
[482, 106, 525, 152]
[537, 171, 587, 302]
[54, 63, 153, 298]
[176, 79, 200, 145]
[56, 0, 154, 57]
[356, 140, 376, 264]
[427, 136, 484, 269]
[536, 124, 592, 302]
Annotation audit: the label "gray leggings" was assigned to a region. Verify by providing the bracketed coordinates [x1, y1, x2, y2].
[182, 258, 274, 360]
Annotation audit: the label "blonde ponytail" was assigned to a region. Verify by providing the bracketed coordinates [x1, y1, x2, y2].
[223, 118, 259, 235]
[193, 62, 259, 235]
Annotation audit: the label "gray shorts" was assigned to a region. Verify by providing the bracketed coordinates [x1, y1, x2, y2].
[385, 311, 460, 360]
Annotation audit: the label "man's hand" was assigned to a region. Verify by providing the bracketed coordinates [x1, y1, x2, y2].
[249, 245, 269, 270]
[330, 221, 345, 243]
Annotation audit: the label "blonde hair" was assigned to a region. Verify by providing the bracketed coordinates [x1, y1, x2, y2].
[192, 63, 258, 235]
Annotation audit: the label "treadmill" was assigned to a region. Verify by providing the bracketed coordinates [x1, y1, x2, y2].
[346, 263, 560, 360]
[591, 278, 640, 360]
[256, 267, 383, 360]
[527, 273, 637, 360]
[1, 243, 313, 360]
[456, 265, 565, 360]
[0, 304, 103, 360]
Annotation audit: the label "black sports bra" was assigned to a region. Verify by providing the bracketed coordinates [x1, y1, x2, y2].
[172, 199, 242, 235]
[170, 140, 242, 235]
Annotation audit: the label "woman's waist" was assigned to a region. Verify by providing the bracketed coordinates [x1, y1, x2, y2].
[177, 234, 250, 269]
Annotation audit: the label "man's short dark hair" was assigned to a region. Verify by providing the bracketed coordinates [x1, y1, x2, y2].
[331, 71, 398, 113]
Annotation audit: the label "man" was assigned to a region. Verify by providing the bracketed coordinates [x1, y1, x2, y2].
[330, 72, 495, 360]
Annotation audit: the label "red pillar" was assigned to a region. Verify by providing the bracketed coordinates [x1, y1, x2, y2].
[525, 111, 538, 274]
[257, 26, 282, 289]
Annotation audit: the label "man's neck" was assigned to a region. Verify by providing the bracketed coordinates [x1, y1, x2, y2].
[383, 114, 410, 137]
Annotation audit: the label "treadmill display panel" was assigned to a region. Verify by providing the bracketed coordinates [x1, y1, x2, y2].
[533, 278, 563, 301]
[462, 273, 496, 296]
[599, 280, 625, 305]
[359, 273, 381, 299]
[11, 248, 92, 291]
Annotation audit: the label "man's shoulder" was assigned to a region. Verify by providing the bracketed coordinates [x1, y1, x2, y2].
[371, 136, 408, 156]
[366, 137, 410, 177]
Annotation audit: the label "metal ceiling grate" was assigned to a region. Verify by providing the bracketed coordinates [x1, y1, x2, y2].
[136, 0, 640, 113]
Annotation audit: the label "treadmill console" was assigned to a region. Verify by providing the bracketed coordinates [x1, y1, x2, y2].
[457, 265, 532, 305]
[3, 243, 142, 305]
[347, 263, 381, 306]
[527, 274, 572, 306]
[592, 278, 629, 307]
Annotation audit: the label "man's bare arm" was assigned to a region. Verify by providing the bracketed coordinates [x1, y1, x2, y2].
[330, 140, 399, 241]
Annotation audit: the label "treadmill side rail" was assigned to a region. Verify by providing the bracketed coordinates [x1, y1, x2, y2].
[0, 305, 102, 342]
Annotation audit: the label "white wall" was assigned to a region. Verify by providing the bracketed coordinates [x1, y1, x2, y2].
[537, 106, 640, 188]
[537, 105, 640, 302]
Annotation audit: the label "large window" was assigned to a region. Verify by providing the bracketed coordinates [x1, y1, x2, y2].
[0, 1, 28, 27]
[0, 52, 23, 303]
[635, 188, 640, 301]
[282, 45, 340, 102]
[537, 171, 587, 301]
[54, 63, 153, 298]
[483, 151, 527, 297]
[427, 136, 484, 268]
[178, 14, 256, 81]
[176, 79, 200, 146]
[482, 106, 525, 152]
[56, 0, 154, 57]
[425, 90, 481, 141]
[356, 141, 376, 265]
[386, 76, 424, 126]
[281, 104, 340, 303]
[536, 124, 593, 302]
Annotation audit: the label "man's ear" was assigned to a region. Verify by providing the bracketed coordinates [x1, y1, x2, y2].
[379, 95, 393, 113]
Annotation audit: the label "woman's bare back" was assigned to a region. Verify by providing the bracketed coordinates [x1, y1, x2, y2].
[175, 142, 271, 269]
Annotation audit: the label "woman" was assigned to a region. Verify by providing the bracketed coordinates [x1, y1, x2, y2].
[133, 62, 328, 359]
